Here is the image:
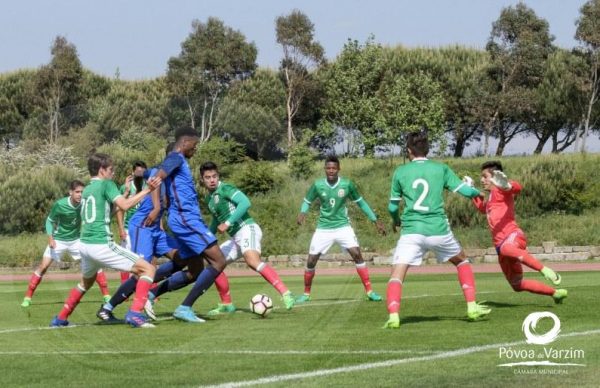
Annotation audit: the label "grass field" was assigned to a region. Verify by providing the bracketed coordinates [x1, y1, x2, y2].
[1, 270, 599, 387]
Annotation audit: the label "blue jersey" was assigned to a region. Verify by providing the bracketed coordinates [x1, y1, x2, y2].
[129, 167, 165, 229]
[160, 152, 203, 221]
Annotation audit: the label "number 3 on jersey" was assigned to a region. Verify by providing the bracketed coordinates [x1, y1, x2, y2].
[412, 179, 430, 211]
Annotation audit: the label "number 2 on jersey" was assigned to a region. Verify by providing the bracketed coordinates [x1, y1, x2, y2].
[412, 179, 430, 211]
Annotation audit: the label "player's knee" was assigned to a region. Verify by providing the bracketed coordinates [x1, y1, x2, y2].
[509, 278, 523, 292]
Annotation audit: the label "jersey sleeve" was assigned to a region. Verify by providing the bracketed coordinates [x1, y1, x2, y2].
[389, 170, 403, 201]
[348, 181, 362, 202]
[159, 153, 184, 177]
[444, 165, 481, 198]
[45, 202, 59, 235]
[223, 184, 251, 225]
[106, 181, 124, 203]
[303, 183, 318, 205]
[509, 180, 522, 195]
[472, 196, 486, 214]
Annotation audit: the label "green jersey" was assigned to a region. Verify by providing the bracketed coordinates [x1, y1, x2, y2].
[206, 182, 255, 236]
[45, 197, 81, 241]
[390, 158, 467, 236]
[120, 181, 146, 227]
[303, 177, 363, 229]
[81, 178, 123, 244]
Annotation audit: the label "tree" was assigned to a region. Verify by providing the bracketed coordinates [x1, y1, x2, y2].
[34, 36, 84, 143]
[166, 18, 257, 142]
[485, 3, 554, 155]
[276, 10, 325, 147]
[215, 70, 286, 159]
[575, 0, 600, 152]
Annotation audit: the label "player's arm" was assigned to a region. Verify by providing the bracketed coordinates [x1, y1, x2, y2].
[143, 186, 162, 227]
[388, 171, 403, 232]
[297, 183, 317, 225]
[45, 203, 59, 248]
[113, 177, 161, 211]
[153, 153, 183, 181]
[116, 209, 127, 241]
[350, 182, 386, 235]
[445, 166, 481, 199]
[462, 176, 486, 213]
[217, 189, 251, 234]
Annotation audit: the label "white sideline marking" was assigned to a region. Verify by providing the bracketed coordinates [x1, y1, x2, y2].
[0, 349, 434, 356]
[204, 329, 600, 388]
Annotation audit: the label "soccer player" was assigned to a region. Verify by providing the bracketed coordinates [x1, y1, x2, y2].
[50, 153, 161, 328]
[468, 161, 567, 303]
[96, 150, 182, 322]
[200, 162, 295, 315]
[296, 155, 386, 303]
[21, 180, 111, 307]
[384, 131, 491, 329]
[151, 127, 227, 323]
[116, 161, 147, 283]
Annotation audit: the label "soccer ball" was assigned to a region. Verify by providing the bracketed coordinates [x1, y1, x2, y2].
[249, 294, 273, 317]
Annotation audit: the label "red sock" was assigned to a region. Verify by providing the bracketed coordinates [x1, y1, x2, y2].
[120, 272, 130, 283]
[456, 261, 476, 303]
[515, 280, 555, 296]
[355, 263, 373, 293]
[304, 268, 315, 294]
[57, 285, 86, 320]
[130, 276, 153, 313]
[257, 263, 288, 295]
[500, 244, 543, 271]
[386, 279, 402, 314]
[25, 271, 43, 298]
[215, 272, 232, 304]
[95, 270, 110, 297]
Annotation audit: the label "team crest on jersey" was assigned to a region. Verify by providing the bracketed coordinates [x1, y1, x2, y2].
[337, 189, 345, 198]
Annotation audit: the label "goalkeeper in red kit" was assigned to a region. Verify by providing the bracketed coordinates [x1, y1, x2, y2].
[466, 161, 567, 303]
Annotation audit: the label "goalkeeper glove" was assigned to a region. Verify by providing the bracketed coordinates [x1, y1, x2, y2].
[491, 170, 512, 190]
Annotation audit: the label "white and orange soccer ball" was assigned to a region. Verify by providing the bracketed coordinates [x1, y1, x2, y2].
[249, 294, 273, 317]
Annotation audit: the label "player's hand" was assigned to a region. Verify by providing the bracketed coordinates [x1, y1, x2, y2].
[374, 220, 387, 236]
[147, 176, 162, 191]
[124, 175, 134, 189]
[119, 229, 127, 241]
[217, 223, 229, 234]
[296, 213, 306, 226]
[48, 237, 56, 249]
[462, 176, 474, 187]
[490, 170, 512, 191]
[143, 209, 160, 226]
[391, 221, 401, 233]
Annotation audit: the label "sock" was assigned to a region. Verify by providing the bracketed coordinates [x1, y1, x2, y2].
[57, 284, 86, 320]
[182, 267, 220, 307]
[25, 271, 43, 298]
[130, 276, 153, 313]
[304, 267, 315, 295]
[120, 272, 130, 283]
[152, 270, 193, 298]
[513, 279, 555, 296]
[456, 260, 476, 303]
[500, 244, 543, 271]
[214, 272, 232, 304]
[95, 270, 110, 297]
[355, 263, 373, 293]
[256, 262, 288, 295]
[386, 278, 402, 314]
[108, 277, 138, 309]
[154, 261, 179, 282]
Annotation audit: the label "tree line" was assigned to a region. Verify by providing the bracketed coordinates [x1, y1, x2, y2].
[1, 2, 600, 159]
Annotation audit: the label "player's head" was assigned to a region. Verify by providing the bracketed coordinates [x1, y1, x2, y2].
[131, 160, 147, 177]
[324, 155, 340, 181]
[69, 179, 85, 204]
[88, 153, 114, 179]
[406, 131, 429, 159]
[200, 161, 219, 191]
[480, 160, 503, 191]
[165, 141, 176, 155]
[174, 126, 199, 158]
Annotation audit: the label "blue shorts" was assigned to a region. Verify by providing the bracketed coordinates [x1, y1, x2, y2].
[129, 224, 179, 263]
[168, 215, 217, 259]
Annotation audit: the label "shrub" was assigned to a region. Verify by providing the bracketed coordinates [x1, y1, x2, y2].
[288, 142, 316, 179]
[231, 160, 280, 195]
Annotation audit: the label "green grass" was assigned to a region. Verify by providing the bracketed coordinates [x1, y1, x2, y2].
[1, 270, 599, 387]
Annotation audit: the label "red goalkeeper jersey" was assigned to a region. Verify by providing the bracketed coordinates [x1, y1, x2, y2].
[472, 181, 522, 247]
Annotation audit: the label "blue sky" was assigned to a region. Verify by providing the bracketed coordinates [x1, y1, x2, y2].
[0, 0, 588, 79]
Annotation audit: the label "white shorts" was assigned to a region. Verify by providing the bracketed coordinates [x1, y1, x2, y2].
[220, 224, 262, 263]
[309, 226, 359, 255]
[392, 233, 462, 266]
[43, 239, 81, 261]
[79, 241, 140, 278]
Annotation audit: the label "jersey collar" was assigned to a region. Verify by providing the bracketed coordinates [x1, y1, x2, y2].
[326, 177, 340, 189]
[412, 157, 428, 162]
[67, 197, 76, 208]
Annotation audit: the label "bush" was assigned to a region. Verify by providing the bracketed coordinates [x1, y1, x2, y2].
[288, 142, 316, 179]
[231, 160, 280, 195]
[0, 165, 81, 234]
[96, 142, 165, 184]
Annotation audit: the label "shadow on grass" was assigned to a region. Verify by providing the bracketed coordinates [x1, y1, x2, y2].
[400, 315, 462, 325]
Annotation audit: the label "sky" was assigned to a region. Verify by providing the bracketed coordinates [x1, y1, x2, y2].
[0, 0, 596, 154]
